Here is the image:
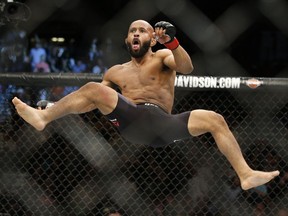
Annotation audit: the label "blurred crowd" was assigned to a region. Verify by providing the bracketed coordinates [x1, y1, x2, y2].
[0, 28, 111, 75]
[0, 28, 114, 122]
[1, 28, 288, 216]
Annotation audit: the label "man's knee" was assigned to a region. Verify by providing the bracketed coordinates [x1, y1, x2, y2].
[209, 111, 228, 132]
[188, 110, 228, 136]
[80, 82, 110, 100]
[81, 82, 101, 91]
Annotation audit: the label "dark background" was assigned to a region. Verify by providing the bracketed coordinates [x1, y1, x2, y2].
[2, 0, 288, 77]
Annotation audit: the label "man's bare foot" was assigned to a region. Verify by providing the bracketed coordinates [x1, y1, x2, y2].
[240, 170, 280, 190]
[12, 97, 47, 131]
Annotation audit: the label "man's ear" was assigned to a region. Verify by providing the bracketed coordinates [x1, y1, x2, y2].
[150, 37, 157, 47]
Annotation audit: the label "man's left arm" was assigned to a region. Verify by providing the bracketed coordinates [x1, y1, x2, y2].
[154, 21, 194, 74]
[166, 44, 193, 74]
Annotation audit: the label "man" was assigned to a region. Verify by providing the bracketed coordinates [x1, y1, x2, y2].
[12, 20, 279, 190]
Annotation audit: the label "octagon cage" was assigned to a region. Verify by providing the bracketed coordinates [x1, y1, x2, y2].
[0, 73, 288, 216]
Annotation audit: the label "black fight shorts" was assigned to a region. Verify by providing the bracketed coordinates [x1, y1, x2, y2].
[105, 94, 191, 148]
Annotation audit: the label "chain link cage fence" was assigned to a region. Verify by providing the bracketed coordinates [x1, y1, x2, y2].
[0, 0, 288, 215]
[0, 74, 287, 216]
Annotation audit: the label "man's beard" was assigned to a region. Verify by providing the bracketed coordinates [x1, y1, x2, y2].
[126, 40, 151, 58]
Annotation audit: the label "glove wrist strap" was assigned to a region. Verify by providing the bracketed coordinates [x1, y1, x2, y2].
[164, 37, 179, 50]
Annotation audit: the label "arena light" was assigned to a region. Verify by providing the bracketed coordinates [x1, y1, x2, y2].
[51, 37, 65, 43]
[57, 37, 65, 42]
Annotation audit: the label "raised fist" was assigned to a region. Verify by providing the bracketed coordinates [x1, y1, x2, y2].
[154, 21, 179, 50]
[154, 21, 176, 44]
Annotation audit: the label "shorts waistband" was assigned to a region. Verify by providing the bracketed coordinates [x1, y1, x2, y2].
[137, 102, 159, 108]
[136, 102, 168, 113]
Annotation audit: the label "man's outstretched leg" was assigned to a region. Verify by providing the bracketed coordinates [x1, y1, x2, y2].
[187, 109, 280, 190]
[12, 82, 118, 131]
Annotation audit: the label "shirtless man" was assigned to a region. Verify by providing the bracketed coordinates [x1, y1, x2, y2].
[12, 20, 279, 190]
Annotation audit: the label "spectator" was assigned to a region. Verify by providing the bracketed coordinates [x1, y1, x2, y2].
[92, 58, 107, 75]
[31, 54, 51, 100]
[49, 46, 70, 72]
[29, 40, 47, 71]
[88, 38, 103, 62]
[63, 58, 87, 95]
[33, 54, 51, 73]
[71, 58, 87, 73]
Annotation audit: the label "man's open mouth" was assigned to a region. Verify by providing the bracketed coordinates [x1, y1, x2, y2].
[132, 38, 140, 50]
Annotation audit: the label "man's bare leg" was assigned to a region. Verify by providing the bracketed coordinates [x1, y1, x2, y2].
[12, 82, 118, 131]
[188, 109, 280, 190]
